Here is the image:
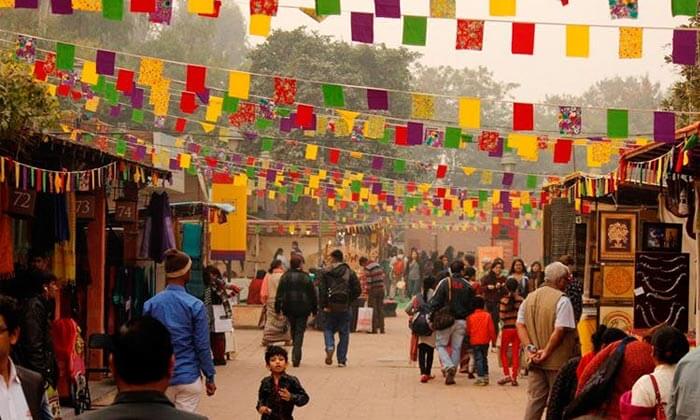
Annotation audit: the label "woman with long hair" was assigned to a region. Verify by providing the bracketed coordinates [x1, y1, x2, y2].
[261, 259, 291, 346]
[498, 278, 523, 386]
[407, 248, 422, 298]
[508, 258, 530, 299]
[528, 261, 545, 290]
[247, 270, 267, 305]
[480, 261, 506, 349]
[203, 265, 232, 365]
[273, 248, 289, 270]
[406, 276, 437, 383]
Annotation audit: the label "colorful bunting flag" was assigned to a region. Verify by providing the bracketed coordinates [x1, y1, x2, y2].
[558, 106, 581, 135]
[393, 159, 406, 173]
[553, 139, 573, 164]
[56, 42, 75, 71]
[305, 144, 319, 160]
[430, 0, 455, 18]
[250, 14, 272, 36]
[458, 98, 480, 129]
[445, 127, 461, 149]
[351, 12, 374, 44]
[672, 0, 698, 16]
[228, 71, 251, 99]
[81, 61, 99, 85]
[566, 25, 589, 58]
[402, 16, 427, 46]
[456, 19, 484, 50]
[188, 0, 214, 14]
[322, 84, 345, 107]
[328, 148, 340, 164]
[672, 29, 697, 65]
[315, 0, 340, 16]
[51, 0, 73, 14]
[609, 0, 638, 19]
[250, 0, 278, 16]
[513, 103, 534, 131]
[490, 0, 516, 16]
[607, 109, 628, 138]
[512, 23, 535, 55]
[130, 0, 155, 12]
[653, 111, 675, 143]
[186, 65, 207, 93]
[619, 27, 643, 59]
[374, 0, 400, 18]
[96, 50, 116, 75]
[412, 94, 435, 120]
[367, 89, 389, 110]
[273, 77, 297, 105]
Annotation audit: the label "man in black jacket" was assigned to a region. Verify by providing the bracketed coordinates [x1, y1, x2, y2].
[275, 256, 318, 367]
[318, 250, 361, 367]
[428, 260, 475, 385]
[78, 316, 207, 420]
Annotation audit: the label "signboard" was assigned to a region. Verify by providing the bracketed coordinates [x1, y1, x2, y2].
[75, 194, 96, 220]
[115, 200, 138, 223]
[7, 188, 36, 218]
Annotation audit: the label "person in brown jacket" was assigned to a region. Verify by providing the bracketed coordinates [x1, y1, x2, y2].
[516, 262, 578, 420]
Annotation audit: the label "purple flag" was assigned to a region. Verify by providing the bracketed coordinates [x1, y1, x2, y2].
[387, 194, 395, 206]
[407, 122, 424, 145]
[266, 169, 277, 182]
[489, 137, 504, 158]
[131, 88, 144, 109]
[96, 50, 116, 76]
[196, 88, 210, 105]
[374, 0, 400, 18]
[653, 112, 676, 143]
[51, 0, 73, 14]
[109, 105, 121, 117]
[351, 12, 374, 44]
[169, 158, 180, 170]
[367, 89, 389, 110]
[502, 194, 512, 213]
[673, 29, 698, 65]
[372, 182, 382, 194]
[231, 154, 243, 164]
[134, 145, 147, 161]
[502, 172, 514, 186]
[371, 156, 384, 170]
[14, 0, 38, 8]
[280, 117, 293, 133]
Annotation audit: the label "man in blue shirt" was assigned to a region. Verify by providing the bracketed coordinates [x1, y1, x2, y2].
[144, 249, 216, 413]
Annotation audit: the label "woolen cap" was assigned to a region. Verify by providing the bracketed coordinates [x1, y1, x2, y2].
[164, 249, 192, 278]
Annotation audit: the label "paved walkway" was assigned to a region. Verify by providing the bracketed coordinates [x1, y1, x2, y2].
[198, 312, 528, 419]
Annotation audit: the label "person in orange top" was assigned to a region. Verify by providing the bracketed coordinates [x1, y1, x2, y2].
[466, 296, 496, 386]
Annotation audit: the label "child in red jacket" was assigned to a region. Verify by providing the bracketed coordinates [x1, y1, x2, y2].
[466, 296, 496, 386]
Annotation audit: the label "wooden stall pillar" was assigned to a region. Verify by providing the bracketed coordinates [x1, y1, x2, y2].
[86, 189, 106, 377]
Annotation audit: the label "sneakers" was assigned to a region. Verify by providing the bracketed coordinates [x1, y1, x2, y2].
[445, 367, 457, 385]
[338, 362, 347, 368]
[497, 377, 512, 385]
[474, 377, 489, 386]
[325, 350, 334, 366]
[420, 375, 429, 383]
[511, 378, 519, 386]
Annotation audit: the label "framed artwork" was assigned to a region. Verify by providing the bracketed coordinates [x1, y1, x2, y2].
[641, 222, 682, 253]
[602, 264, 635, 301]
[599, 305, 634, 332]
[599, 212, 637, 261]
[590, 266, 602, 298]
[634, 252, 690, 332]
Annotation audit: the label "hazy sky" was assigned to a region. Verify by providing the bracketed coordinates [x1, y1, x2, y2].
[241, 0, 690, 100]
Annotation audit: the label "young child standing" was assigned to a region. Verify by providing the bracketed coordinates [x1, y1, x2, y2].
[498, 278, 524, 386]
[257, 346, 310, 420]
[466, 296, 496, 386]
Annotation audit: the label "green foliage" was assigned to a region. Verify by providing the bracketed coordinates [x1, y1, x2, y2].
[0, 54, 60, 140]
[662, 16, 700, 128]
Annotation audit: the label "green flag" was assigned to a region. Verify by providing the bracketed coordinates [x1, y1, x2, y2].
[102, 0, 123, 21]
[315, 0, 340, 15]
[393, 159, 406, 173]
[322, 84, 345, 108]
[261, 137, 274, 152]
[526, 175, 538, 189]
[672, 0, 698, 16]
[56, 43, 75, 71]
[402, 16, 428, 46]
[223, 96, 239, 113]
[607, 109, 629, 138]
[444, 127, 461, 149]
[131, 109, 144, 123]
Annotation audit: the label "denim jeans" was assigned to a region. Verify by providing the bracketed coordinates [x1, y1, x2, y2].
[287, 316, 308, 365]
[473, 344, 489, 378]
[323, 310, 351, 364]
[435, 319, 466, 370]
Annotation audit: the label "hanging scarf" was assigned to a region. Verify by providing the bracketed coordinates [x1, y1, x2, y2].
[0, 184, 14, 279]
[53, 192, 76, 284]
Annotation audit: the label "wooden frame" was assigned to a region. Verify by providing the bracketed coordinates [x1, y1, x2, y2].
[601, 264, 635, 302]
[599, 305, 634, 332]
[599, 212, 637, 261]
[641, 222, 683, 253]
[590, 266, 602, 298]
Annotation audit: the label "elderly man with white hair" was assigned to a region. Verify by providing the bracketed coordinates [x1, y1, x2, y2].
[516, 262, 578, 420]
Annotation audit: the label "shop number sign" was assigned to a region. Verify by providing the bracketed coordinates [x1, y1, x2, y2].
[8, 189, 36, 218]
[115, 200, 138, 223]
[75, 194, 96, 220]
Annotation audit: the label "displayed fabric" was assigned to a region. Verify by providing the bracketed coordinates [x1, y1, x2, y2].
[182, 223, 203, 258]
[139, 192, 176, 263]
[634, 252, 689, 331]
[32, 193, 69, 256]
[53, 193, 76, 284]
[0, 184, 14, 279]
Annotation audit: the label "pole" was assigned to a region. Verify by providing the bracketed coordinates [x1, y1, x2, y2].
[318, 197, 323, 267]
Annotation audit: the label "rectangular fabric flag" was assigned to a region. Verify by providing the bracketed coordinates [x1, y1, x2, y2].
[672, 0, 698, 16]
[375, 0, 400, 18]
[250, 0, 278, 16]
[407, 122, 424, 146]
[228, 71, 250, 99]
[131, 0, 155, 12]
[372, 156, 384, 170]
[81, 61, 99, 85]
[186, 65, 207, 93]
[116, 69, 134, 93]
[351, 12, 374, 44]
[274, 77, 297, 105]
[188, 0, 214, 14]
[526, 175, 538, 189]
[502, 172, 514, 186]
[607, 109, 629, 138]
[305, 144, 319, 160]
[315, 0, 340, 15]
[56, 43, 75, 70]
[430, 0, 455, 18]
[328, 148, 340, 163]
[402, 16, 427, 46]
[459, 97, 480, 129]
[394, 126, 408, 145]
[619, 27, 643, 59]
[412, 94, 435, 119]
[566, 25, 589, 57]
[296, 104, 314, 128]
[512, 23, 535, 55]
[673, 29, 697, 65]
[445, 127, 461, 149]
[393, 159, 406, 173]
[96, 50, 116, 75]
[367, 89, 389, 110]
[322, 84, 345, 107]
[513, 102, 534, 131]
[14, 0, 38, 7]
[51, 0, 73, 14]
[553, 139, 573, 163]
[653, 112, 675, 143]
[102, 0, 123, 19]
[609, 0, 638, 19]
[558, 106, 581, 135]
[250, 14, 272, 36]
[490, 0, 515, 16]
[456, 19, 484, 50]
[436, 164, 448, 178]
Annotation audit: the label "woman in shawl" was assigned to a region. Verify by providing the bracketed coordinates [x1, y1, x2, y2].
[261, 260, 291, 346]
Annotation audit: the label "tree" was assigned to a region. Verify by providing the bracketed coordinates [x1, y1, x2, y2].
[662, 16, 700, 129]
[0, 53, 60, 141]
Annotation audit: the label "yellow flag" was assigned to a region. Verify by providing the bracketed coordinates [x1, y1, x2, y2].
[566, 25, 590, 58]
[46, 84, 57, 96]
[489, 0, 515, 16]
[250, 14, 272, 36]
[350, 151, 363, 159]
[138, 58, 163, 87]
[412, 94, 435, 120]
[205, 97, 223, 122]
[200, 122, 216, 133]
[463, 167, 476, 176]
[459, 97, 480, 129]
[619, 27, 642, 59]
[309, 175, 320, 189]
[492, 190, 500, 204]
[364, 116, 386, 139]
[73, 0, 100, 10]
[305, 144, 319, 160]
[188, 0, 214, 14]
[81, 61, 99, 85]
[0, 0, 15, 7]
[508, 133, 539, 161]
[228, 71, 251, 99]
[586, 142, 612, 167]
[85, 97, 100, 112]
[480, 170, 493, 185]
[180, 153, 192, 169]
[337, 110, 360, 136]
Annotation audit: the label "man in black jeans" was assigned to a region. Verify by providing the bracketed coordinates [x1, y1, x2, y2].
[275, 256, 318, 367]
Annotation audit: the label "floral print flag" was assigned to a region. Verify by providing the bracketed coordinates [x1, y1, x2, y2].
[609, 0, 638, 19]
[273, 77, 297, 105]
[478, 131, 500, 152]
[16, 36, 36, 63]
[430, 0, 455, 18]
[558, 106, 582, 135]
[456, 19, 484, 50]
[250, 0, 277, 16]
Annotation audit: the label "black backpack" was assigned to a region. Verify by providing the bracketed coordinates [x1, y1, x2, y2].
[409, 295, 433, 336]
[327, 268, 351, 312]
[563, 336, 636, 419]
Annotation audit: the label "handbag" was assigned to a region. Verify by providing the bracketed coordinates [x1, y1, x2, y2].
[650, 374, 668, 420]
[357, 301, 373, 333]
[430, 278, 455, 331]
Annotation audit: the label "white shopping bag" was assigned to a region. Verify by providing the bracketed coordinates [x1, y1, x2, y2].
[357, 305, 373, 333]
[213, 305, 233, 333]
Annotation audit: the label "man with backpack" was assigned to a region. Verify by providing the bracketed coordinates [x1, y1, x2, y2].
[359, 257, 386, 334]
[319, 250, 361, 367]
[428, 260, 475, 385]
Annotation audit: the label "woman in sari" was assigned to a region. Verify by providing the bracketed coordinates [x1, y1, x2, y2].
[261, 259, 291, 346]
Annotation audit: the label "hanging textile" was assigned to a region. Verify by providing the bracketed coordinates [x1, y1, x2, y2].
[0, 184, 14, 279]
[53, 192, 76, 284]
[32, 193, 69, 257]
[182, 223, 203, 258]
[140, 192, 176, 263]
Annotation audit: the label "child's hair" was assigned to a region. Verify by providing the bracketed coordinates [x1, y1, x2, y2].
[504, 278, 519, 312]
[472, 295, 485, 309]
[651, 326, 689, 365]
[265, 345, 288, 364]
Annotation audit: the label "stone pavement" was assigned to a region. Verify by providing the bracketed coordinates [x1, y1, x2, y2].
[198, 312, 529, 420]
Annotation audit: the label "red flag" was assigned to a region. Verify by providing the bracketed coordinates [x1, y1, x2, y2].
[395, 126, 408, 145]
[175, 118, 187, 133]
[328, 148, 340, 164]
[186, 65, 207, 93]
[116, 69, 134, 94]
[513, 103, 534, 131]
[553, 139, 573, 164]
[512, 23, 535, 55]
[296, 104, 314, 128]
[436, 164, 448, 179]
[130, 0, 155, 12]
[179, 92, 198, 114]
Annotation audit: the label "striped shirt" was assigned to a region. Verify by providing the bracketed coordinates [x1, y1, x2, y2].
[499, 293, 524, 329]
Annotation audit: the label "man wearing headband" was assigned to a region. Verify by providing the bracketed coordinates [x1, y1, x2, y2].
[144, 249, 216, 413]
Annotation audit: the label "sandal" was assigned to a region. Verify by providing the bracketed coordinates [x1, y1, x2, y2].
[511, 379, 519, 386]
[497, 377, 512, 385]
